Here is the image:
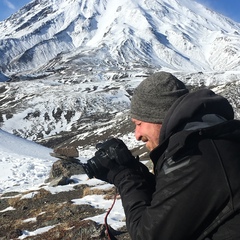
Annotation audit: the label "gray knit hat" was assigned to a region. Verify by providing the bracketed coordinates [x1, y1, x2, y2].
[130, 72, 189, 123]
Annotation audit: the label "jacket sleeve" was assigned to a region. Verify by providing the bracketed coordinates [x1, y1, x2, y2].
[115, 139, 231, 240]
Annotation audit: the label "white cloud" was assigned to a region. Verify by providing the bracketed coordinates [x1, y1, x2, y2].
[3, 0, 16, 10]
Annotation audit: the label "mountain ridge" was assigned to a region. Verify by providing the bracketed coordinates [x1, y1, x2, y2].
[0, 0, 240, 76]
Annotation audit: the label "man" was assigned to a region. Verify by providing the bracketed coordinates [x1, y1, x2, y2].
[88, 72, 240, 239]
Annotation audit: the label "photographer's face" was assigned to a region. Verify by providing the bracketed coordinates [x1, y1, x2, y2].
[132, 118, 162, 151]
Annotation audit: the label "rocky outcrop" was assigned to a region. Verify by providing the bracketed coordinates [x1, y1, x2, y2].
[0, 186, 130, 239]
[46, 146, 85, 187]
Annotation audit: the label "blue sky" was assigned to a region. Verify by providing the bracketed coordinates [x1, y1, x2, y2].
[196, 0, 240, 23]
[0, 0, 240, 23]
[0, 0, 30, 21]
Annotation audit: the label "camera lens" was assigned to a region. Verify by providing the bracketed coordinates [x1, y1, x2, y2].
[82, 156, 108, 179]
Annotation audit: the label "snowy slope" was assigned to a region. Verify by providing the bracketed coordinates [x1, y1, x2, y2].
[0, 0, 240, 76]
[0, 129, 56, 193]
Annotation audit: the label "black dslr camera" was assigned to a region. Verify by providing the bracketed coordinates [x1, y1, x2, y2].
[82, 138, 134, 179]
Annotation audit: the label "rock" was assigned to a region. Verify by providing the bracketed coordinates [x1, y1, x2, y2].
[46, 157, 86, 186]
[52, 146, 79, 158]
[48, 176, 75, 187]
[8, 229, 23, 238]
[46, 145, 88, 186]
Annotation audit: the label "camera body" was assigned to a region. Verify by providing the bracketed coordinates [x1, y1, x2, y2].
[82, 138, 133, 179]
[82, 151, 107, 179]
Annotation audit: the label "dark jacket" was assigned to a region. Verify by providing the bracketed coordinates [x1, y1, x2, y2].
[115, 89, 240, 240]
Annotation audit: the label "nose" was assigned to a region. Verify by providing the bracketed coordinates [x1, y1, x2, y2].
[135, 127, 142, 141]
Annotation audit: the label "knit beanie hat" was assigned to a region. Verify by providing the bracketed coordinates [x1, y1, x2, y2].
[130, 72, 189, 123]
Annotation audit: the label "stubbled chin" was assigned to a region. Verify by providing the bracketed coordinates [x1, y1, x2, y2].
[146, 142, 158, 151]
[145, 143, 152, 151]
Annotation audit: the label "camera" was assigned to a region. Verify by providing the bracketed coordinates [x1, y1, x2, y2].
[82, 138, 135, 179]
[82, 149, 109, 179]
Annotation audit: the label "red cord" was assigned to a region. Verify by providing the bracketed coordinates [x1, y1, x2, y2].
[104, 188, 118, 240]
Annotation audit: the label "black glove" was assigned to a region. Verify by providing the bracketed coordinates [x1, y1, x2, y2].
[84, 138, 138, 183]
[95, 138, 137, 166]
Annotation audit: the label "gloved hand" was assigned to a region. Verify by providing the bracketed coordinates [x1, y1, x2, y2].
[90, 138, 139, 183]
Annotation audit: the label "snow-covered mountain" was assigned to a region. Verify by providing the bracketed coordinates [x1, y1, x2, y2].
[0, 0, 240, 149]
[0, 0, 240, 77]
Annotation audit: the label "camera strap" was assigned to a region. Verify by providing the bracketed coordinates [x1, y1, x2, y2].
[104, 187, 118, 240]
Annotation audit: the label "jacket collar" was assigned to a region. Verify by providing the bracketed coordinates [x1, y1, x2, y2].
[150, 119, 240, 167]
[160, 89, 234, 142]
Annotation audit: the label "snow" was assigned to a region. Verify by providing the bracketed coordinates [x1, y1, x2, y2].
[19, 225, 57, 239]
[0, 129, 56, 193]
[72, 193, 126, 229]
[0, 127, 137, 233]
[0, 206, 15, 212]
[22, 217, 37, 223]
